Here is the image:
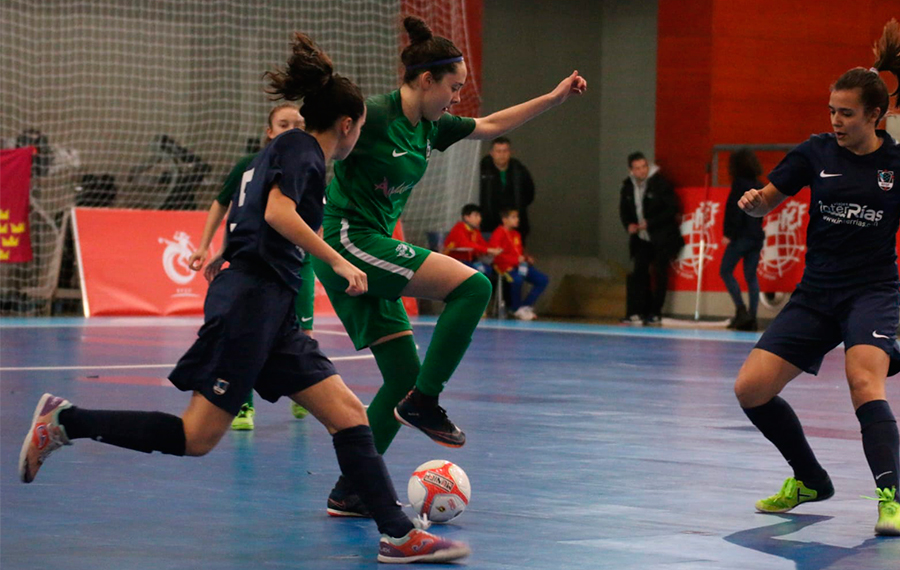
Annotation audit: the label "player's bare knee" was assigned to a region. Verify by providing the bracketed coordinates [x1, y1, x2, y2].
[734, 373, 769, 408]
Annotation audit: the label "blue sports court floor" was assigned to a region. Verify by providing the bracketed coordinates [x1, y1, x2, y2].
[2, 316, 899, 569]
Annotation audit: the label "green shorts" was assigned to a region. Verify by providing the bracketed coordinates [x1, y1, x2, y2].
[312, 217, 431, 350]
[294, 259, 315, 331]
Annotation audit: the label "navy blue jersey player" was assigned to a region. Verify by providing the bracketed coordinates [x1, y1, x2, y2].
[734, 19, 900, 536]
[18, 32, 470, 564]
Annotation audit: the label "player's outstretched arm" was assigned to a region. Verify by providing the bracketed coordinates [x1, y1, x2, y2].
[264, 185, 367, 296]
[189, 200, 230, 271]
[738, 183, 788, 218]
[467, 71, 587, 141]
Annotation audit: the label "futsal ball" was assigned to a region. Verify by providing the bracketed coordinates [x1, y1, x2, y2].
[407, 460, 471, 523]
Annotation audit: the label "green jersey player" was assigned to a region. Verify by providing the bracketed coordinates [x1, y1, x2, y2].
[312, 16, 587, 516]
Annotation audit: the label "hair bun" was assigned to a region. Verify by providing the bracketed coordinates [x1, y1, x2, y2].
[403, 16, 433, 44]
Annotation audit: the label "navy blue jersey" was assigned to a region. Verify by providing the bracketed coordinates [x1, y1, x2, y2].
[223, 129, 325, 292]
[768, 131, 900, 289]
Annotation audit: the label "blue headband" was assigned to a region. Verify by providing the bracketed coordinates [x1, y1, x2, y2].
[405, 56, 464, 72]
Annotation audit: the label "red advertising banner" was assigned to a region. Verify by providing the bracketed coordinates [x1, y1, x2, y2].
[0, 148, 35, 263]
[74, 208, 225, 316]
[74, 208, 418, 318]
[669, 187, 810, 293]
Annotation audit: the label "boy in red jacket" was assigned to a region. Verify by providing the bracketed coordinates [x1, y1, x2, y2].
[444, 204, 501, 277]
[488, 208, 549, 320]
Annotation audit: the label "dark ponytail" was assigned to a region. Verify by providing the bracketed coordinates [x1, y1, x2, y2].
[264, 32, 364, 132]
[400, 16, 463, 84]
[833, 19, 900, 122]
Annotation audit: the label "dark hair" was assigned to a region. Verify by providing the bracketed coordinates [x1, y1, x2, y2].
[461, 203, 481, 217]
[832, 19, 900, 122]
[491, 137, 511, 148]
[401, 16, 464, 84]
[264, 33, 365, 132]
[499, 208, 518, 219]
[728, 148, 762, 180]
[627, 152, 646, 167]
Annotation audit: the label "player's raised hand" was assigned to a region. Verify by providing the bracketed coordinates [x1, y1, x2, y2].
[335, 259, 367, 296]
[549, 71, 587, 106]
[739, 188, 765, 215]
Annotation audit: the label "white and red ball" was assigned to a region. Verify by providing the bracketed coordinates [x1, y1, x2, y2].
[407, 460, 471, 523]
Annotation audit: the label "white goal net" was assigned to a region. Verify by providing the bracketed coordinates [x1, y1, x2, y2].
[0, 0, 482, 315]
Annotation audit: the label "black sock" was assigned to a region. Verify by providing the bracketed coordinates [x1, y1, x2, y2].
[743, 397, 829, 487]
[58, 407, 186, 456]
[332, 425, 414, 538]
[856, 399, 900, 493]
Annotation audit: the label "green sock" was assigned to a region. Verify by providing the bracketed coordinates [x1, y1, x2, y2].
[415, 272, 492, 396]
[368, 335, 421, 454]
[244, 391, 253, 408]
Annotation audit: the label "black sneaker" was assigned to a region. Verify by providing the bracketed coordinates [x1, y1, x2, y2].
[327, 482, 371, 518]
[394, 390, 466, 448]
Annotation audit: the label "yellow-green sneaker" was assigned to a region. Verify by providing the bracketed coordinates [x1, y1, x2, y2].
[231, 404, 255, 430]
[755, 476, 834, 513]
[871, 487, 900, 536]
[290, 401, 309, 420]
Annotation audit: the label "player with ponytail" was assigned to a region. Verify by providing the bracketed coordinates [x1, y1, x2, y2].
[314, 15, 587, 517]
[734, 20, 900, 536]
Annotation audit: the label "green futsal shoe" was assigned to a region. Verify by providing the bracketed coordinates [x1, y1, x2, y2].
[231, 404, 255, 430]
[755, 476, 834, 513]
[290, 402, 309, 419]
[870, 487, 900, 536]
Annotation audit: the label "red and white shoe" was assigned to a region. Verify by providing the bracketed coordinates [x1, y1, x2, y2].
[19, 393, 72, 483]
[377, 528, 470, 564]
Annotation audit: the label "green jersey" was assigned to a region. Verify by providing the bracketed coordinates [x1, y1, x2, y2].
[216, 153, 257, 206]
[325, 90, 476, 236]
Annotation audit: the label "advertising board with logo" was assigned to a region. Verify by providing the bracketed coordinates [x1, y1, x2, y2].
[73, 208, 418, 317]
[670, 187, 810, 292]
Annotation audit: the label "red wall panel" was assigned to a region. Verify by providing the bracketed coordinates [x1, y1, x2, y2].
[657, 0, 899, 187]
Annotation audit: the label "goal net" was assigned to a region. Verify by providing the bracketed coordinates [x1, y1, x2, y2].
[0, 0, 482, 315]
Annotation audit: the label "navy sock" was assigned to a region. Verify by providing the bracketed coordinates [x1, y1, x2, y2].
[332, 425, 414, 538]
[58, 407, 186, 456]
[743, 397, 829, 487]
[856, 400, 900, 493]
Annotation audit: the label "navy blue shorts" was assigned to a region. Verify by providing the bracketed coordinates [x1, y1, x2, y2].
[169, 264, 336, 415]
[756, 280, 900, 376]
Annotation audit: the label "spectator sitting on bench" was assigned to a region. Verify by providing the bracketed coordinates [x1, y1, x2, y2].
[488, 208, 549, 321]
[443, 203, 502, 278]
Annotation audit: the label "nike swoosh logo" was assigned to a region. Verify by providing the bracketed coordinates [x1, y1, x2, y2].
[873, 331, 891, 339]
[876, 470, 893, 481]
[819, 170, 842, 178]
[392, 150, 408, 157]
[301, 317, 313, 322]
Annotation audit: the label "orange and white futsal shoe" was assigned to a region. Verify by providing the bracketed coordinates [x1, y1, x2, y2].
[19, 393, 73, 483]
[377, 528, 471, 564]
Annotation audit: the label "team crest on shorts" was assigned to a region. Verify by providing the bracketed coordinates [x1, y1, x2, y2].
[878, 170, 894, 191]
[213, 379, 229, 395]
[395, 243, 416, 259]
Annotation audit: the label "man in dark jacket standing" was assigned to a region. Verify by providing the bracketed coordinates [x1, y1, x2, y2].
[480, 137, 535, 241]
[619, 151, 684, 324]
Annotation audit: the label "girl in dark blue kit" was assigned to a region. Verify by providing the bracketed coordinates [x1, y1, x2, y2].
[18, 32, 470, 564]
[734, 20, 900, 535]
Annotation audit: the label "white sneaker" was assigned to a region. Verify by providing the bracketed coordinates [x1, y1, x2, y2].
[514, 306, 536, 321]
